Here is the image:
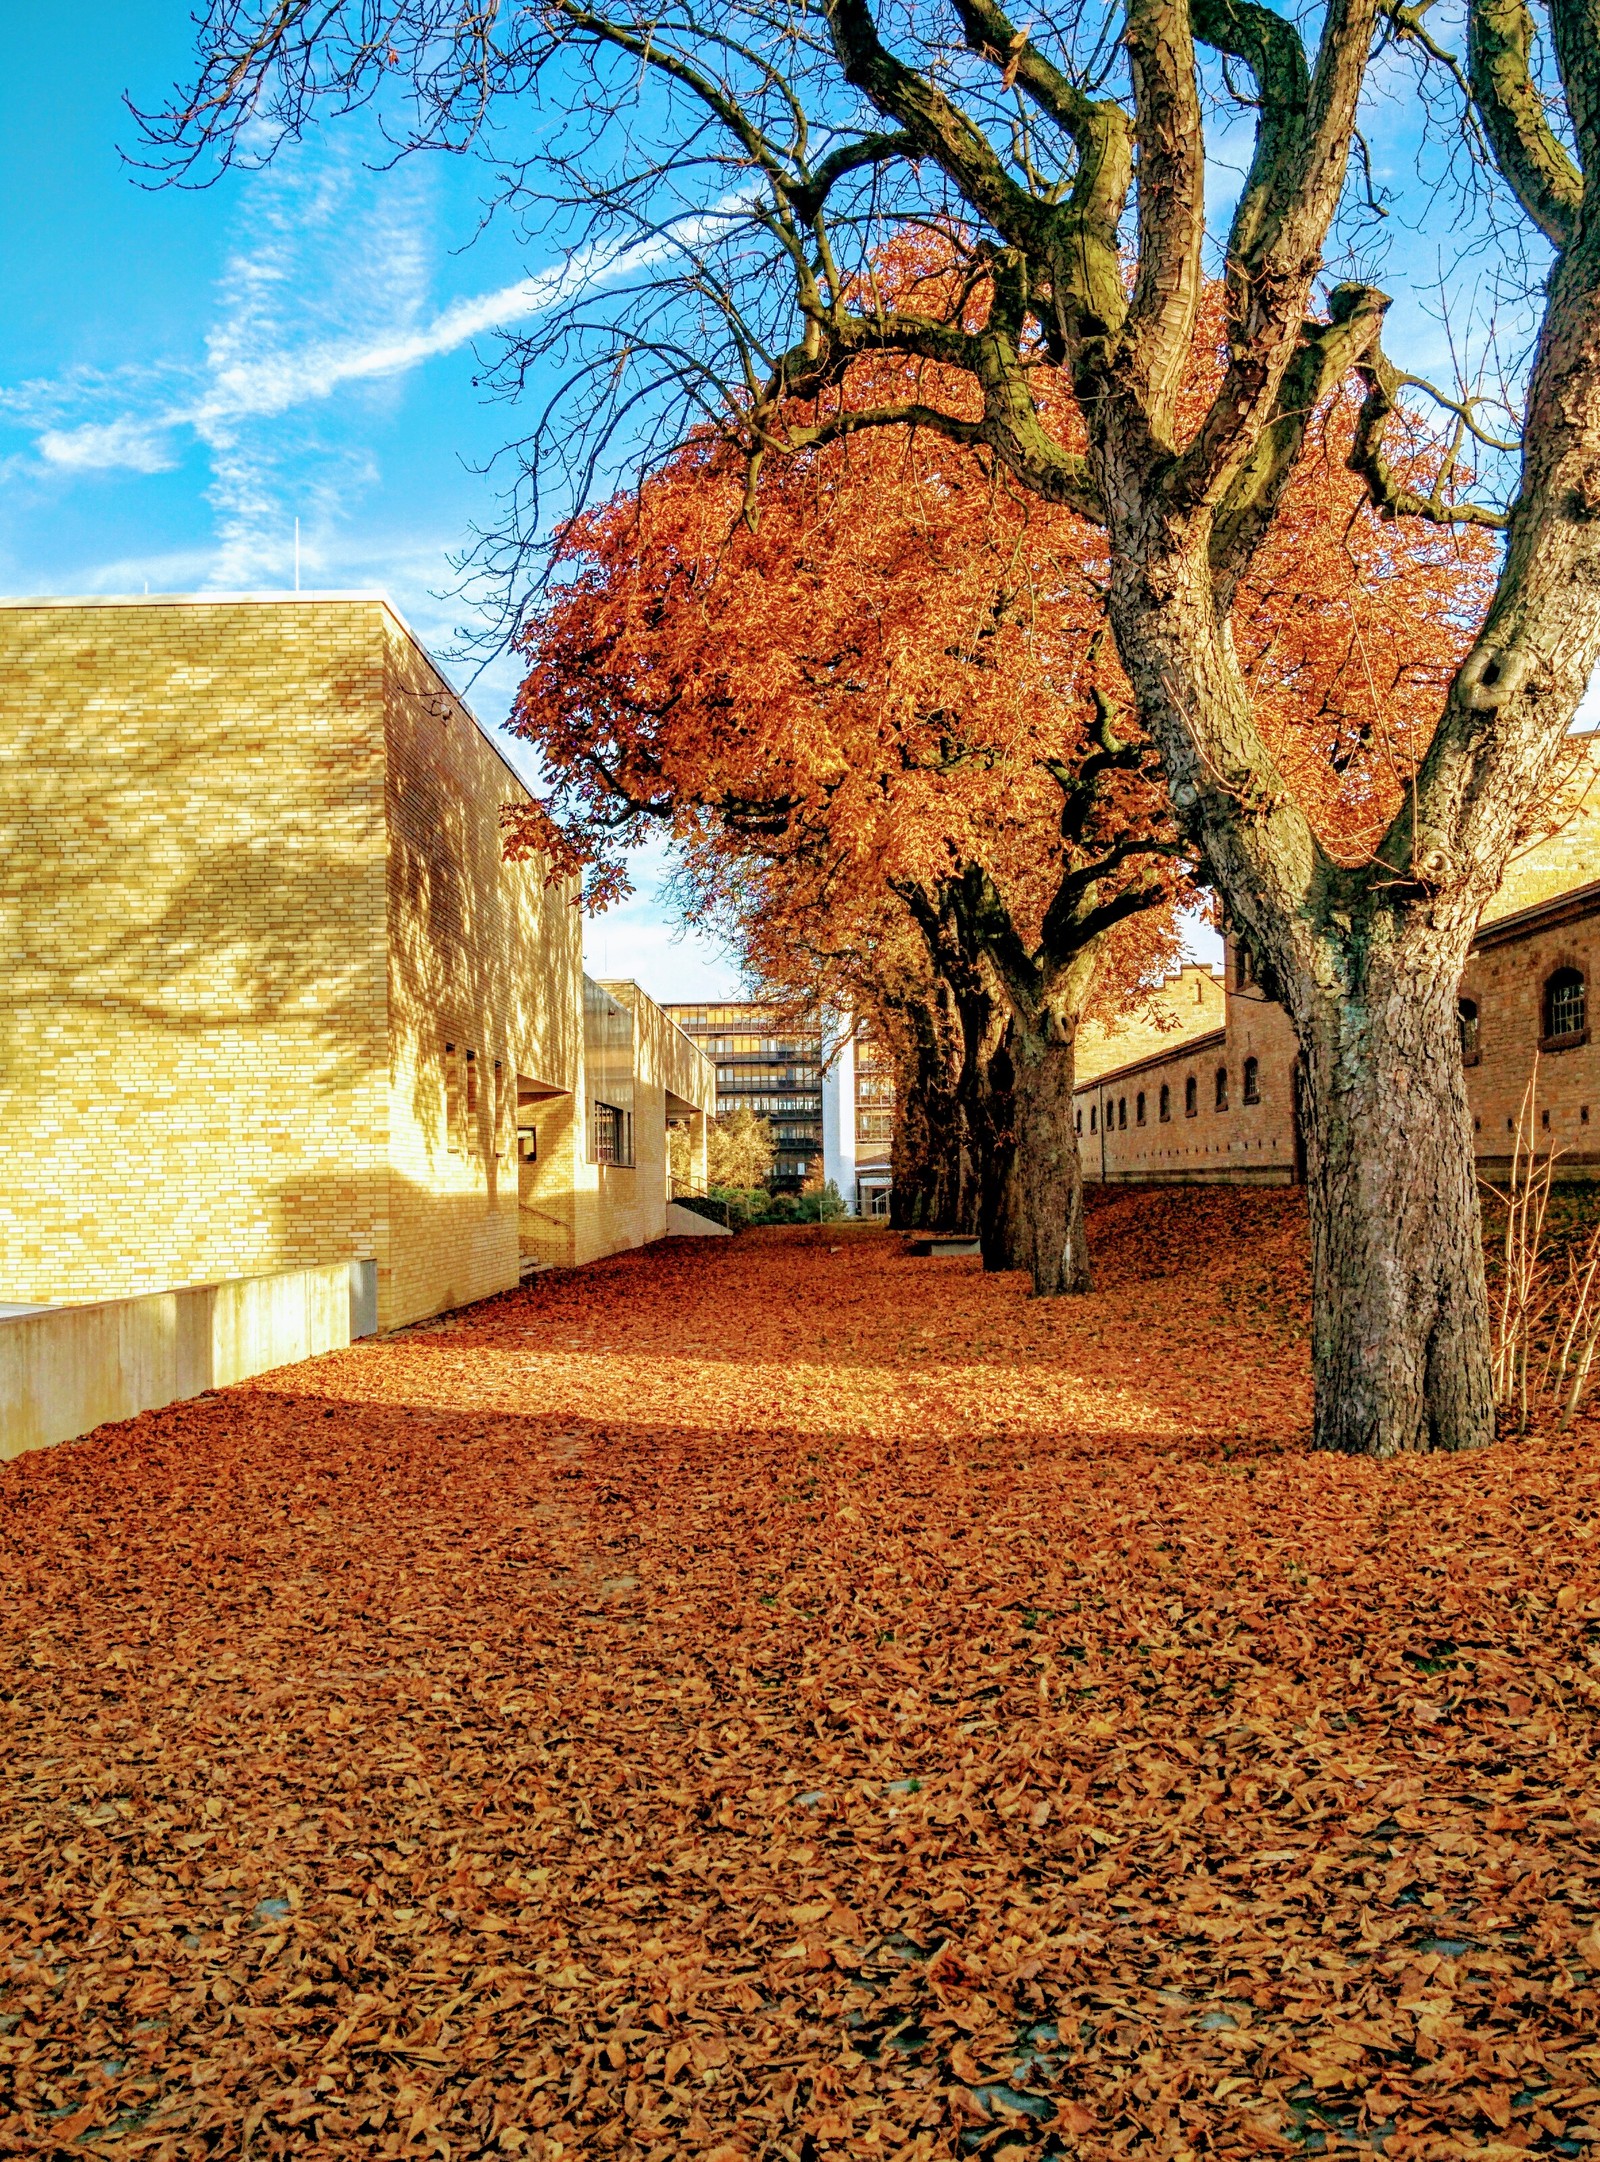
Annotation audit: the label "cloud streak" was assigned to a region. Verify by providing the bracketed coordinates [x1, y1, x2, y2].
[30, 212, 719, 478]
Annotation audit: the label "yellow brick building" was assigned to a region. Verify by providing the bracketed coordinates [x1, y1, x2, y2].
[0, 594, 714, 1331]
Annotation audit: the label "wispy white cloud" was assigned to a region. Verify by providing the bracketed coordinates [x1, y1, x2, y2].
[28, 191, 720, 483]
[36, 416, 177, 473]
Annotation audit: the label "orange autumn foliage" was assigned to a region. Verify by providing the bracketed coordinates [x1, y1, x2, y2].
[508, 269, 1499, 948]
[509, 414, 1180, 969]
[7, 1202, 1600, 2155]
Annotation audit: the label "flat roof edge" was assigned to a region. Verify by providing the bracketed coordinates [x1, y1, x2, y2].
[0, 589, 392, 610]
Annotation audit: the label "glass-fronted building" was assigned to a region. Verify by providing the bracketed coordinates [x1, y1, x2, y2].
[663, 1004, 826, 1186]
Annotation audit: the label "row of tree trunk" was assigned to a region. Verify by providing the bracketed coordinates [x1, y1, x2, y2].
[886, 977, 1090, 1297]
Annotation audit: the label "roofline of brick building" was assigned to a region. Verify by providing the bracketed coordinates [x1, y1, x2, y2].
[0, 588, 555, 828]
[1473, 874, 1600, 951]
[1073, 1025, 1227, 1096]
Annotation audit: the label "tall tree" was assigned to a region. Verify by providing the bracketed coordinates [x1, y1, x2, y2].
[505, 418, 1187, 1293]
[145, 0, 1594, 1453]
[506, 330, 1496, 1290]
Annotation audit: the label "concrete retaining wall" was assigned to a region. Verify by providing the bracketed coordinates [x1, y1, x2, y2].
[0, 1259, 375, 1461]
[666, 1202, 732, 1237]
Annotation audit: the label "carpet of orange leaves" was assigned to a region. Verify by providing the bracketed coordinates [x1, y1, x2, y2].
[5, 1190, 1600, 2161]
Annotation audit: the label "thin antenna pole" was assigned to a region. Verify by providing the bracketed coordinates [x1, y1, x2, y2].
[294, 518, 301, 593]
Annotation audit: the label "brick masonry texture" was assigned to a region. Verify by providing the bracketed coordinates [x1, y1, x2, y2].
[0, 597, 710, 1332]
[1076, 752, 1600, 1186]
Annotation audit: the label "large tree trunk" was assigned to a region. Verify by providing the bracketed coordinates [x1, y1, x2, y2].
[889, 987, 978, 1232]
[995, 1021, 1091, 1295]
[1290, 940, 1493, 1455]
[1103, 491, 1503, 1454]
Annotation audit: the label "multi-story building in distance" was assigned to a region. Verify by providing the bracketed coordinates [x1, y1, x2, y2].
[825, 1020, 896, 1217]
[664, 1004, 826, 1186]
[665, 1002, 897, 1211]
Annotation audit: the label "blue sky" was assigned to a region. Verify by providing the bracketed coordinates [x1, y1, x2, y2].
[5, 8, 1541, 997]
[0, 4, 743, 996]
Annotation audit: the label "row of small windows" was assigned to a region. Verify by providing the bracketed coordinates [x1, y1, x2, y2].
[1073, 970, 1592, 1144]
[1077, 1059, 1262, 1134]
[1075, 970, 1592, 1142]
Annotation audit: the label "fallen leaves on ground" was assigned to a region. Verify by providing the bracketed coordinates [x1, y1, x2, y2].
[4, 1188, 1600, 2160]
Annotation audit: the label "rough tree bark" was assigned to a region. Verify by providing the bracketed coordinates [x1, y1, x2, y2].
[1001, 1019, 1090, 1294]
[1290, 940, 1491, 1455]
[888, 988, 975, 1231]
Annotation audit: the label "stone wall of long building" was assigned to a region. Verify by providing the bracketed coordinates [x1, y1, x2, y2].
[1076, 766, 1600, 1188]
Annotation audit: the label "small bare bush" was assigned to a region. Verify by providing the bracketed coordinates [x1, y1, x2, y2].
[1486, 1062, 1600, 1434]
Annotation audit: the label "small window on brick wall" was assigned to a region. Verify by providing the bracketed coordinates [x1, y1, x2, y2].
[445, 1041, 462, 1154]
[1544, 969, 1587, 1049]
[1459, 997, 1481, 1066]
[1215, 1067, 1229, 1112]
[1243, 1056, 1260, 1104]
[1136, 1090, 1146, 1126]
[1185, 1074, 1197, 1117]
[1159, 1083, 1171, 1122]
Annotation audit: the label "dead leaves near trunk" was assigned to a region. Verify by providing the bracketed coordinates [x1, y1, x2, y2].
[4, 1199, 1600, 2159]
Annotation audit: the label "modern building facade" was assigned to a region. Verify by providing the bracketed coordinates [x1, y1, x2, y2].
[665, 1000, 897, 1211]
[821, 1019, 896, 1216]
[1074, 783, 1600, 1186]
[0, 594, 714, 1332]
[663, 1003, 826, 1186]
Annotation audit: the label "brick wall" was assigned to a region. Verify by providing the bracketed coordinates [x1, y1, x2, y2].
[1075, 755, 1600, 1190]
[0, 595, 590, 1329]
[0, 598, 392, 1303]
[1461, 900, 1600, 1179]
[1075, 962, 1225, 1084]
[381, 615, 583, 1326]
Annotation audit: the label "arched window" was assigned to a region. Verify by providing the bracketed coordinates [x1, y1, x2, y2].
[1215, 1067, 1230, 1111]
[1458, 996, 1481, 1065]
[1185, 1074, 1198, 1118]
[1243, 1055, 1260, 1104]
[1159, 1082, 1171, 1122]
[1235, 942, 1252, 990]
[1075, 1108, 1082, 1135]
[1544, 968, 1587, 1047]
[1089, 1103, 1097, 1133]
[1118, 1096, 1127, 1130]
[1136, 1090, 1147, 1126]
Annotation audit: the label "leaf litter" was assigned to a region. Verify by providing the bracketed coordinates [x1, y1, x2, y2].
[4, 1188, 1600, 2160]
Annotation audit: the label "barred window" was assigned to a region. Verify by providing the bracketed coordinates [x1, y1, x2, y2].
[593, 1101, 634, 1166]
[1545, 970, 1586, 1044]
